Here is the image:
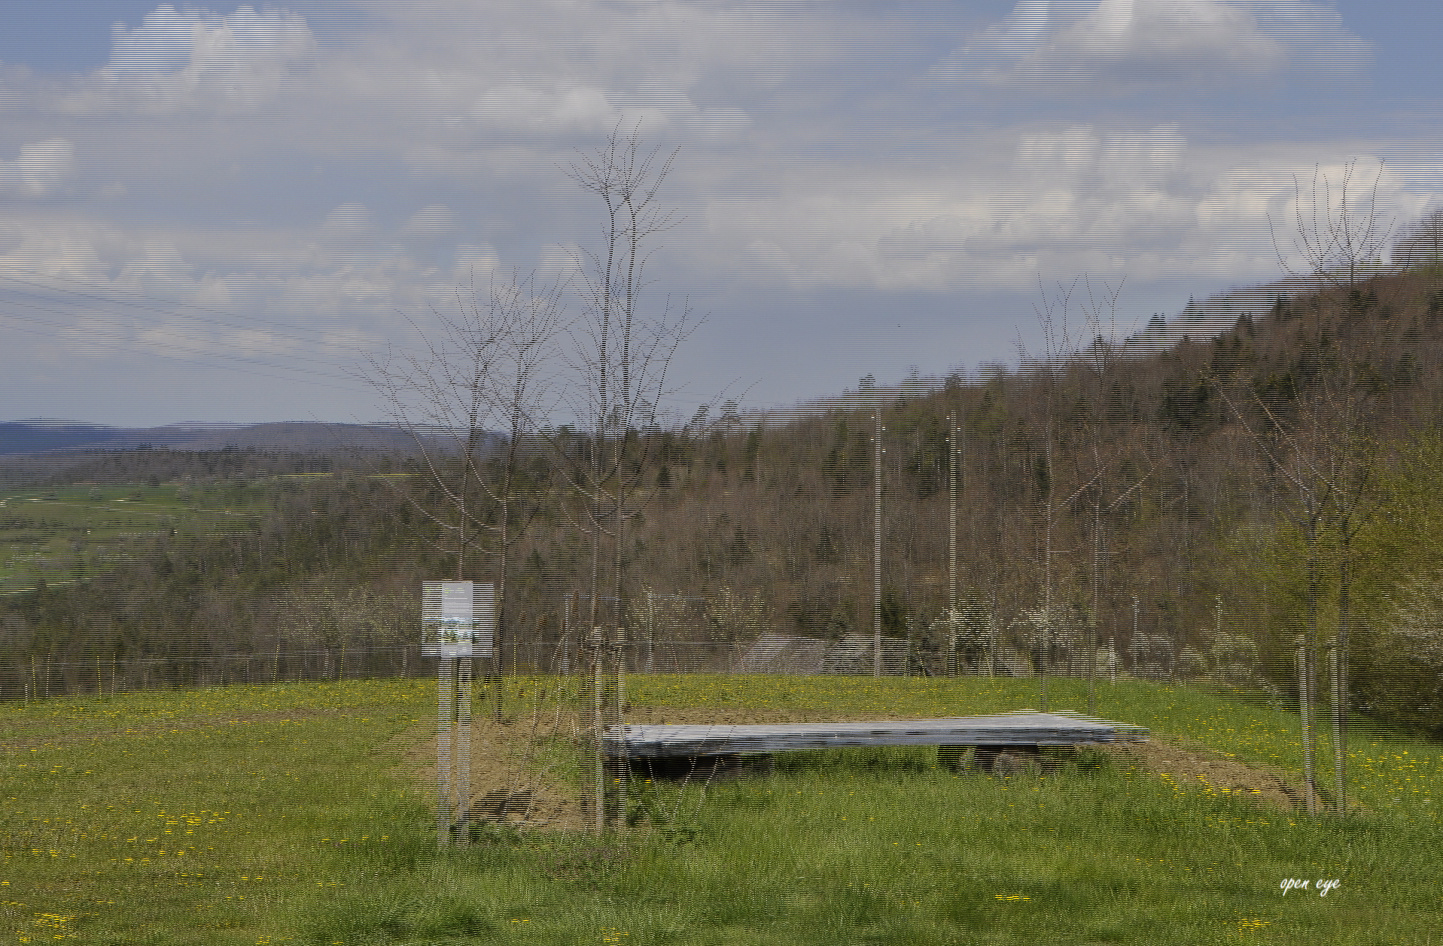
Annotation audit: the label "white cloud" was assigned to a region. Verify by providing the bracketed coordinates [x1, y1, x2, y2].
[935, 0, 1368, 91]
[116, 240, 193, 288]
[0, 138, 76, 197]
[320, 203, 374, 240]
[473, 85, 618, 136]
[695, 127, 1425, 293]
[315, 203, 385, 265]
[0, 0, 1434, 422]
[58, 4, 316, 114]
[1017, 123, 1186, 190]
[0, 214, 433, 376]
[536, 243, 582, 279]
[470, 85, 751, 142]
[453, 244, 501, 284]
[401, 204, 456, 241]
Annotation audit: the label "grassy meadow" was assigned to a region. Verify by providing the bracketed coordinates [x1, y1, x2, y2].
[1, 674, 1440, 945]
[0, 484, 265, 593]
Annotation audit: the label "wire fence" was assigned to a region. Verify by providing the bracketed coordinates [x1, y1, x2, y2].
[0, 630, 1227, 704]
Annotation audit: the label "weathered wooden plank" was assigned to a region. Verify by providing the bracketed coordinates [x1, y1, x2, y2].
[604, 710, 1148, 759]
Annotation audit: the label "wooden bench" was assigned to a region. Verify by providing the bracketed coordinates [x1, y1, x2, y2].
[604, 710, 1148, 774]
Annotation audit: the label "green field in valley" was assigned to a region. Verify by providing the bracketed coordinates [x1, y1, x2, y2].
[1, 675, 1440, 945]
[0, 484, 268, 593]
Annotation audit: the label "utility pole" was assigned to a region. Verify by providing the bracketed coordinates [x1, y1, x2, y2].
[948, 412, 958, 677]
[1132, 593, 1139, 677]
[874, 407, 883, 677]
[1041, 431, 1054, 712]
[646, 589, 655, 673]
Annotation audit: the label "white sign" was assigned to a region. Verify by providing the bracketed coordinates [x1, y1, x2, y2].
[422, 580, 494, 657]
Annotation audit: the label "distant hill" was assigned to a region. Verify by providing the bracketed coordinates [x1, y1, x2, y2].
[0, 420, 206, 456]
[0, 420, 436, 457]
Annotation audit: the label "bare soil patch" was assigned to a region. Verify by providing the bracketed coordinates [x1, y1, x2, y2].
[1103, 738, 1303, 810]
[383, 704, 590, 831]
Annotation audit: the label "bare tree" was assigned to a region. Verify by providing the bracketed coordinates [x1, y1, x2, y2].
[553, 122, 697, 833]
[1022, 278, 1094, 709]
[1213, 331, 1380, 817]
[1270, 158, 1394, 305]
[365, 268, 564, 718]
[1392, 207, 1443, 300]
[1391, 207, 1443, 271]
[1253, 158, 1395, 815]
[1080, 278, 1124, 714]
[559, 123, 695, 638]
[1224, 385, 1332, 814]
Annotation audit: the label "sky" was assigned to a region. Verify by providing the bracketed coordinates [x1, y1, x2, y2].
[0, 0, 1441, 427]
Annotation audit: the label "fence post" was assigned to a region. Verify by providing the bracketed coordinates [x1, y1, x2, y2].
[1329, 644, 1344, 817]
[456, 655, 472, 843]
[592, 628, 605, 835]
[615, 628, 627, 834]
[1297, 639, 1317, 815]
[437, 653, 455, 847]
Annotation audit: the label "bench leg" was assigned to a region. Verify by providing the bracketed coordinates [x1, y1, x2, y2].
[972, 746, 1042, 775]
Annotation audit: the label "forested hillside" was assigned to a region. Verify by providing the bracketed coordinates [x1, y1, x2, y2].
[6, 267, 1443, 734]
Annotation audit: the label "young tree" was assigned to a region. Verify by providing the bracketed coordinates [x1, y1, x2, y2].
[559, 123, 695, 639]
[1260, 158, 1394, 815]
[365, 268, 563, 717]
[1080, 278, 1125, 714]
[1021, 278, 1079, 710]
[553, 122, 697, 833]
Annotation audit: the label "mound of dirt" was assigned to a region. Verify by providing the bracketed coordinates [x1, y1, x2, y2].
[1102, 739, 1303, 810]
[382, 709, 593, 831]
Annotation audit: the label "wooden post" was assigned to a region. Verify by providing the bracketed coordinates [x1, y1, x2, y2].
[592, 628, 605, 835]
[456, 656, 472, 842]
[646, 590, 655, 674]
[1297, 640, 1317, 815]
[562, 594, 570, 676]
[437, 654, 455, 846]
[1330, 645, 1344, 816]
[615, 628, 627, 834]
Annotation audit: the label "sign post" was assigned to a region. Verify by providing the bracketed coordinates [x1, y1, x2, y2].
[423, 581, 494, 846]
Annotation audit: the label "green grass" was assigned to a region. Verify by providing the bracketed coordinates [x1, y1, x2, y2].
[2, 675, 1440, 944]
[626, 673, 1443, 819]
[0, 484, 266, 590]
